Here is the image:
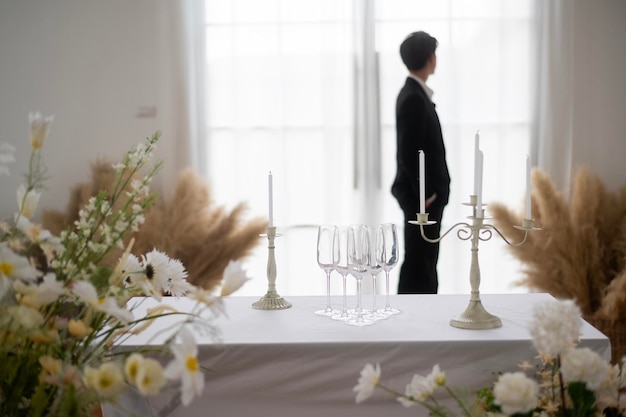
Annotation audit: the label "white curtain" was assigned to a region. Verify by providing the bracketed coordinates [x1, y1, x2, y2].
[196, 0, 536, 296]
[533, 0, 574, 193]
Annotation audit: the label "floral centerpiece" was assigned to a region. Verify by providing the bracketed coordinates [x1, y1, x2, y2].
[354, 299, 626, 417]
[0, 113, 249, 416]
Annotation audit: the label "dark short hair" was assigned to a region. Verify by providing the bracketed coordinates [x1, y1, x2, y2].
[400, 31, 438, 71]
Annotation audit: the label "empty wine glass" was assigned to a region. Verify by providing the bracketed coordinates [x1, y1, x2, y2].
[367, 225, 387, 321]
[331, 226, 350, 321]
[346, 224, 375, 326]
[377, 223, 400, 315]
[315, 224, 339, 316]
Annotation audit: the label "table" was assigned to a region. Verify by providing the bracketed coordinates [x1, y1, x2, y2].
[103, 293, 610, 417]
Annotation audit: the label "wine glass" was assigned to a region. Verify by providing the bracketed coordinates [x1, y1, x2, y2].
[377, 223, 400, 315]
[346, 224, 375, 326]
[315, 224, 339, 316]
[367, 225, 387, 321]
[331, 226, 350, 321]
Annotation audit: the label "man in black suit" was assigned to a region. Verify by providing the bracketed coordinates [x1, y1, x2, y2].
[391, 31, 451, 294]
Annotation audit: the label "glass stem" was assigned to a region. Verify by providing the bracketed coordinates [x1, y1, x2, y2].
[385, 271, 391, 310]
[341, 274, 348, 316]
[356, 278, 363, 322]
[372, 274, 377, 312]
[325, 271, 332, 312]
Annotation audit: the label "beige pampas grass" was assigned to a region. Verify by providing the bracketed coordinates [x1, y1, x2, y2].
[42, 162, 267, 292]
[490, 166, 626, 322]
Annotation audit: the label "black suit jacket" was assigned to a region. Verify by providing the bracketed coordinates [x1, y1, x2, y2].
[391, 77, 450, 215]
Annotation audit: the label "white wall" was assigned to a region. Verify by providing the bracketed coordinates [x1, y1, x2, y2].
[1, 0, 625, 221]
[571, 0, 626, 192]
[0, 0, 186, 220]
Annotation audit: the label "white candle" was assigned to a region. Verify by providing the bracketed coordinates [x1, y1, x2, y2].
[268, 171, 274, 227]
[525, 155, 532, 219]
[419, 150, 425, 214]
[474, 130, 480, 196]
[476, 151, 483, 218]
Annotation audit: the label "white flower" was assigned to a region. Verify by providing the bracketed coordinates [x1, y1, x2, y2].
[125, 353, 166, 396]
[560, 347, 611, 390]
[493, 372, 538, 415]
[167, 258, 194, 297]
[71, 280, 133, 324]
[164, 328, 204, 406]
[529, 299, 581, 356]
[13, 273, 65, 308]
[15, 216, 64, 254]
[0, 142, 15, 175]
[353, 363, 380, 403]
[6, 304, 44, 331]
[220, 260, 251, 296]
[16, 184, 41, 219]
[29, 111, 54, 149]
[141, 249, 171, 294]
[0, 242, 40, 298]
[84, 362, 124, 399]
[400, 371, 437, 406]
[595, 362, 622, 410]
[427, 364, 446, 387]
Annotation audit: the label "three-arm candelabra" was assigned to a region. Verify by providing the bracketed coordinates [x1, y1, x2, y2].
[252, 226, 292, 310]
[410, 195, 540, 329]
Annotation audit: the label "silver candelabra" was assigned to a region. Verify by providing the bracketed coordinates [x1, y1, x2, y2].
[252, 226, 292, 310]
[410, 195, 540, 329]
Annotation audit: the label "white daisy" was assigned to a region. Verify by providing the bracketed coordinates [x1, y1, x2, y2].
[84, 362, 124, 399]
[164, 328, 204, 406]
[353, 363, 380, 404]
[0, 243, 40, 298]
[141, 249, 171, 294]
[13, 272, 65, 308]
[70, 280, 133, 324]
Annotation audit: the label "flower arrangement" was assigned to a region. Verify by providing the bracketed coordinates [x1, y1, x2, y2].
[0, 113, 249, 416]
[354, 299, 626, 417]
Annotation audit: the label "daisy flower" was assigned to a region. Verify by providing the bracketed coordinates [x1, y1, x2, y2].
[164, 328, 204, 406]
[353, 363, 380, 403]
[0, 242, 40, 298]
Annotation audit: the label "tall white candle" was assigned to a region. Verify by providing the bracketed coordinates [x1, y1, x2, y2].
[419, 150, 425, 214]
[525, 155, 532, 219]
[476, 151, 483, 218]
[268, 171, 274, 227]
[474, 130, 480, 196]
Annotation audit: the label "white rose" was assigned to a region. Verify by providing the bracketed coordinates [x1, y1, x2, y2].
[493, 372, 538, 415]
[560, 347, 611, 391]
[529, 299, 581, 356]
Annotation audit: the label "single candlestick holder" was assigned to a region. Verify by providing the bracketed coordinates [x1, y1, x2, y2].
[409, 195, 540, 329]
[252, 226, 292, 310]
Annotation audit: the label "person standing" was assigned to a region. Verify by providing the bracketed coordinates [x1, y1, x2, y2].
[391, 31, 451, 294]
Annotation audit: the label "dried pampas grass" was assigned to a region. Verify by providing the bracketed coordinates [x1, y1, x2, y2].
[42, 162, 267, 291]
[490, 167, 626, 322]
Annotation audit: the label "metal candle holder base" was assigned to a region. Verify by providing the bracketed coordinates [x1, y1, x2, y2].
[410, 195, 540, 330]
[252, 226, 292, 310]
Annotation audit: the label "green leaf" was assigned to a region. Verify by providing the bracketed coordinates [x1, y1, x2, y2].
[567, 381, 597, 417]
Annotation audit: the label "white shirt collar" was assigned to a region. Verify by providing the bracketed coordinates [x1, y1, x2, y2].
[408, 74, 434, 101]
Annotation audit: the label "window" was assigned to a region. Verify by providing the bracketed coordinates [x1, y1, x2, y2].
[202, 0, 534, 296]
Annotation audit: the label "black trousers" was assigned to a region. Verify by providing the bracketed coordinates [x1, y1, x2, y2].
[397, 204, 445, 294]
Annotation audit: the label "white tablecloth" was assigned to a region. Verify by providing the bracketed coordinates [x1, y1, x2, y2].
[103, 293, 610, 417]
